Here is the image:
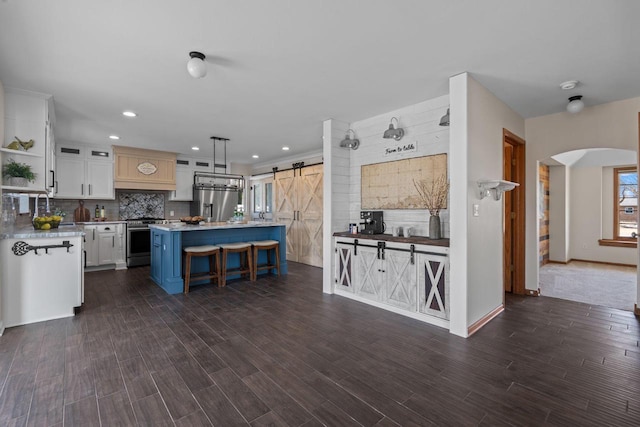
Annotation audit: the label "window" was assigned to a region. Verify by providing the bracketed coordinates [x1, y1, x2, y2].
[614, 167, 638, 239]
[253, 183, 263, 213]
[264, 182, 273, 213]
[251, 178, 273, 217]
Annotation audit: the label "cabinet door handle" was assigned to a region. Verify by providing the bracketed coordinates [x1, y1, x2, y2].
[112, 236, 115, 247]
[49, 170, 55, 188]
[81, 183, 84, 195]
[55, 181, 58, 194]
[93, 229, 95, 240]
[89, 184, 92, 195]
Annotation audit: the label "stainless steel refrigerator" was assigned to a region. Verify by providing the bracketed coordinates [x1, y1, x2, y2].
[190, 172, 245, 221]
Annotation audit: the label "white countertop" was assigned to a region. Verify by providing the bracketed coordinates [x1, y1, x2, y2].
[149, 221, 285, 232]
[77, 220, 126, 225]
[1, 225, 85, 239]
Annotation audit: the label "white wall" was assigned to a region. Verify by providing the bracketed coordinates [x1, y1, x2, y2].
[348, 96, 450, 237]
[323, 119, 350, 294]
[548, 165, 569, 262]
[565, 166, 637, 266]
[0, 78, 4, 334]
[525, 97, 640, 299]
[463, 74, 525, 330]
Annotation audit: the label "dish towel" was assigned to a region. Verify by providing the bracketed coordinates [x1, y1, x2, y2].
[18, 194, 29, 214]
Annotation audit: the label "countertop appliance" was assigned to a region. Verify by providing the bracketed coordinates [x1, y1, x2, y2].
[360, 211, 385, 235]
[191, 172, 245, 222]
[126, 217, 165, 267]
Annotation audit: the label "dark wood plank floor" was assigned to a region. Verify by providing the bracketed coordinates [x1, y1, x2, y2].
[1, 262, 639, 426]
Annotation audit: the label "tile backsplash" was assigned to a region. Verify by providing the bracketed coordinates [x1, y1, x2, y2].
[119, 193, 164, 219]
[48, 191, 190, 221]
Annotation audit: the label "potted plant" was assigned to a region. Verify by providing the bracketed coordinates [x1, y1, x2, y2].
[413, 174, 449, 239]
[3, 159, 36, 187]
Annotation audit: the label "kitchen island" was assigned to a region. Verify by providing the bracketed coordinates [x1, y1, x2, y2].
[0, 225, 84, 332]
[149, 222, 287, 294]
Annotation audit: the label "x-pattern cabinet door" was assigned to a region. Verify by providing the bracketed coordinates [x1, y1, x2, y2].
[335, 242, 354, 293]
[354, 245, 384, 302]
[384, 248, 417, 312]
[274, 169, 296, 261]
[297, 165, 323, 267]
[417, 252, 449, 319]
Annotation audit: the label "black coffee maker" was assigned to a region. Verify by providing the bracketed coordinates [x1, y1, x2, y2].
[360, 211, 385, 235]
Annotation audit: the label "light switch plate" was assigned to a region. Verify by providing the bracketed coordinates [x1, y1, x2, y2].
[473, 204, 479, 217]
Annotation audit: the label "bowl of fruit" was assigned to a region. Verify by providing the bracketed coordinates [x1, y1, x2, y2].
[33, 215, 63, 230]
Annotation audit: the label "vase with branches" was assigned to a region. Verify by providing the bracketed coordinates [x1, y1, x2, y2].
[413, 174, 449, 239]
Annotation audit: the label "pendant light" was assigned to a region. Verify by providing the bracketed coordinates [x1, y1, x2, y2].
[187, 51, 207, 78]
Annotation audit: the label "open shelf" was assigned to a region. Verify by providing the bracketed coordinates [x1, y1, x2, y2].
[0, 148, 43, 158]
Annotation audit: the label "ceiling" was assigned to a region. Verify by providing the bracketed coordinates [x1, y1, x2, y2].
[1, 1, 639, 165]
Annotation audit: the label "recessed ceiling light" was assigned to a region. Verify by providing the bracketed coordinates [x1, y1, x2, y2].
[252, 155, 259, 159]
[192, 146, 200, 151]
[559, 80, 579, 90]
[109, 135, 120, 140]
[282, 146, 290, 151]
[122, 111, 137, 117]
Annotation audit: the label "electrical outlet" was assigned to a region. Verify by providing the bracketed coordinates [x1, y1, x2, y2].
[169, 210, 174, 217]
[473, 204, 480, 217]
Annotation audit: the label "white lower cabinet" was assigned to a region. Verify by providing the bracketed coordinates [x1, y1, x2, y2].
[334, 236, 449, 326]
[84, 223, 126, 270]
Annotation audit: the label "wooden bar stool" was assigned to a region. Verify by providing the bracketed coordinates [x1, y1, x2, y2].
[249, 240, 280, 281]
[219, 242, 254, 287]
[183, 245, 221, 293]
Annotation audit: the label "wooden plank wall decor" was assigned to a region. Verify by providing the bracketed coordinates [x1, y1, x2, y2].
[539, 163, 550, 266]
[361, 154, 447, 210]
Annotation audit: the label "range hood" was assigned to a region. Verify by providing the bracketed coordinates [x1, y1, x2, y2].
[112, 146, 177, 191]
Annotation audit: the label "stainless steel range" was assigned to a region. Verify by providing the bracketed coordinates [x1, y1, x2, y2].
[126, 218, 165, 267]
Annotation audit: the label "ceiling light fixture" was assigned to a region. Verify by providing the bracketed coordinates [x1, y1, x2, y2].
[192, 146, 200, 151]
[187, 51, 207, 78]
[383, 117, 404, 141]
[339, 129, 360, 150]
[282, 146, 290, 151]
[122, 111, 137, 118]
[439, 108, 450, 127]
[109, 135, 120, 140]
[566, 95, 584, 114]
[252, 155, 259, 159]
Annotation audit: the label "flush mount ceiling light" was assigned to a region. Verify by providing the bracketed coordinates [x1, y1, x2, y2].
[109, 135, 120, 140]
[187, 51, 207, 78]
[252, 154, 259, 159]
[282, 146, 290, 151]
[122, 111, 137, 118]
[191, 146, 200, 151]
[339, 129, 360, 150]
[566, 95, 584, 114]
[439, 108, 450, 127]
[383, 117, 404, 141]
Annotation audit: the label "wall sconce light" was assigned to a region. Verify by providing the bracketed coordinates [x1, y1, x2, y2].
[339, 129, 360, 150]
[383, 117, 404, 141]
[477, 179, 519, 201]
[566, 95, 584, 114]
[439, 108, 450, 126]
[187, 51, 207, 78]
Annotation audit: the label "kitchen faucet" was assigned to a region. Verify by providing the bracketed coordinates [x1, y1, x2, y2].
[32, 192, 50, 221]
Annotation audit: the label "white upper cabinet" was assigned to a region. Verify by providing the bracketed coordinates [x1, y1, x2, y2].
[55, 144, 114, 199]
[168, 156, 212, 201]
